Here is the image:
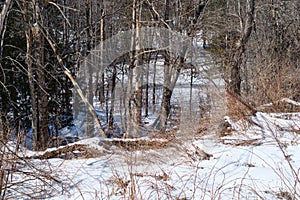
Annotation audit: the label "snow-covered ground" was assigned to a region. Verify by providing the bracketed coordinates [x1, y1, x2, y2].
[3, 110, 299, 200]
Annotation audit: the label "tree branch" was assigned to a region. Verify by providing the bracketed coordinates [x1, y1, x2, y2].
[37, 23, 107, 138]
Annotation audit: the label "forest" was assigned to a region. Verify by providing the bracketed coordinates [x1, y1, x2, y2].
[0, 0, 299, 199]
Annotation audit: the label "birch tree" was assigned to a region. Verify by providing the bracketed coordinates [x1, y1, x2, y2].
[0, 0, 12, 58]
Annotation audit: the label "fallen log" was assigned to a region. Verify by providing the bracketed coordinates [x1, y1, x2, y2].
[26, 144, 105, 160]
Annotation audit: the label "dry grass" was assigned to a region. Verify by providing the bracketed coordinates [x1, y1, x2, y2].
[0, 140, 65, 199]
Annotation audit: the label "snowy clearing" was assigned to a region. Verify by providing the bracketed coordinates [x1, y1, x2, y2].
[4, 111, 300, 200]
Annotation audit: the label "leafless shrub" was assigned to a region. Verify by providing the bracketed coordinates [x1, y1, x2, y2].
[251, 63, 300, 112]
[0, 139, 65, 199]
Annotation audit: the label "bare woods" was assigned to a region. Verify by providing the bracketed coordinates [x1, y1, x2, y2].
[0, 0, 299, 150]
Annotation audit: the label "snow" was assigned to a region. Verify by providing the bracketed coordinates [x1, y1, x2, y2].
[5, 110, 299, 199]
[258, 98, 300, 110]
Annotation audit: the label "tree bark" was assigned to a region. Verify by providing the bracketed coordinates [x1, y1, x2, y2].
[98, 2, 105, 104]
[85, 0, 95, 137]
[33, 0, 49, 150]
[124, 0, 143, 137]
[151, 51, 158, 114]
[145, 52, 151, 117]
[133, 2, 142, 127]
[159, 0, 208, 132]
[229, 0, 255, 95]
[0, 0, 12, 58]
[0, 0, 13, 143]
[108, 66, 116, 130]
[23, 0, 38, 150]
[160, 0, 171, 132]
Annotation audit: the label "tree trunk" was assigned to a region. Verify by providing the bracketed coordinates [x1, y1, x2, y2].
[124, 0, 143, 137]
[0, 0, 13, 144]
[0, 0, 12, 58]
[160, 0, 171, 132]
[133, 0, 143, 134]
[230, 56, 242, 95]
[108, 66, 116, 130]
[159, 0, 206, 132]
[33, 0, 49, 150]
[151, 51, 158, 114]
[98, 0, 105, 104]
[229, 0, 255, 95]
[85, 0, 94, 137]
[23, 0, 38, 150]
[145, 52, 151, 117]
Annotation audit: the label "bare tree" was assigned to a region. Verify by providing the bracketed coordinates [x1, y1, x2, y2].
[84, 0, 96, 137]
[0, 0, 13, 143]
[229, 0, 255, 95]
[22, 0, 39, 150]
[158, 0, 208, 132]
[133, 0, 143, 129]
[32, 0, 49, 150]
[0, 0, 12, 57]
